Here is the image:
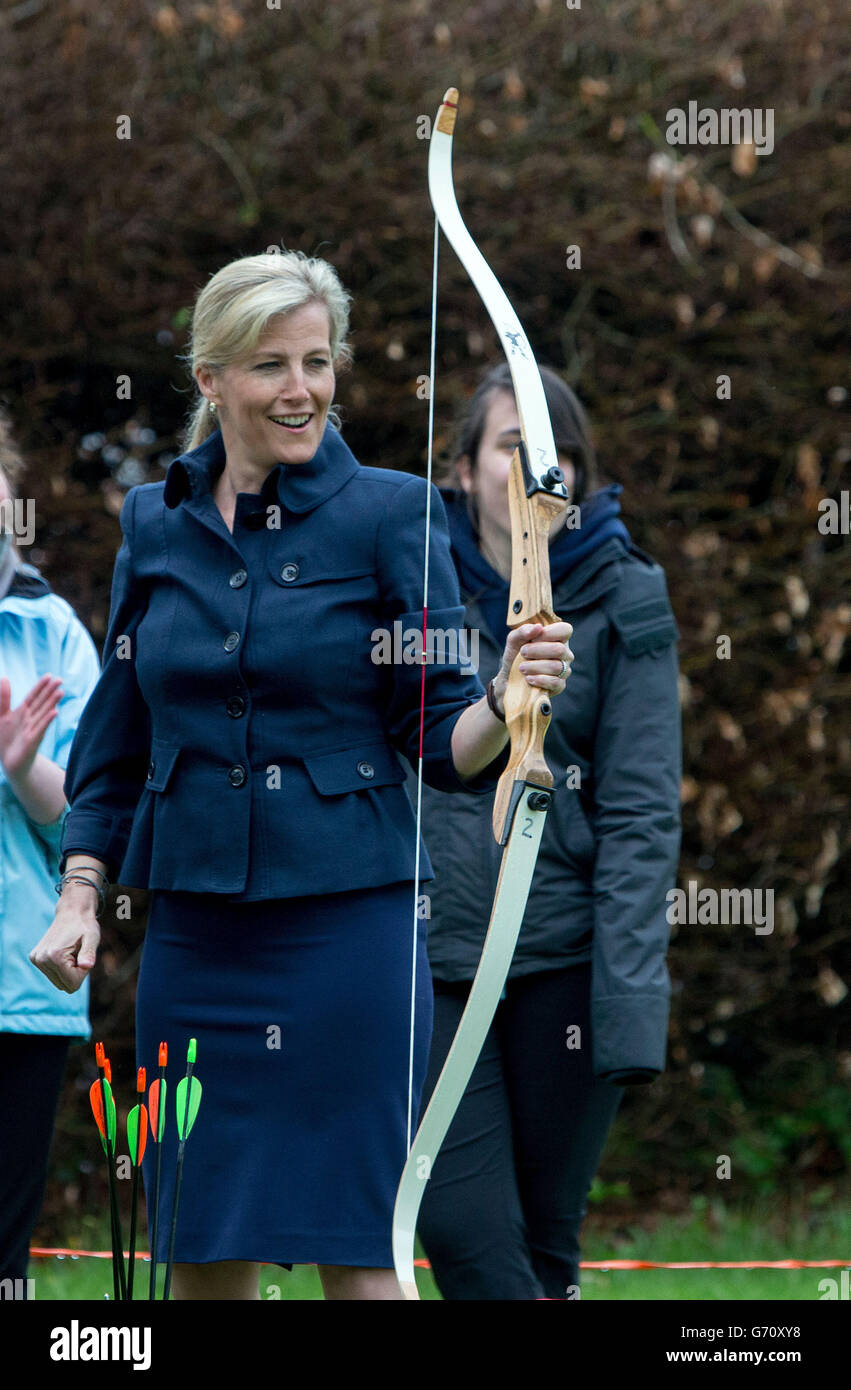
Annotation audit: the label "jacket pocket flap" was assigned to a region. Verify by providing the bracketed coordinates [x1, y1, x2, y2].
[267, 552, 374, 588]
[303, 743, 406, 795]
[144, 743, 180, 792]
[611, 597, 679, 655]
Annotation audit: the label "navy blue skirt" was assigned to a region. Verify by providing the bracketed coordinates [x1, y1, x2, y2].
[135, 881, 432, 1269]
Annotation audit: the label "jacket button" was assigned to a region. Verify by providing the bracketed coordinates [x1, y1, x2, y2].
[357, 761, 375, 779]
[223, 631, 240, 652]
[226, 695, 246, 718]
[229, 569, 248, 588]
[147, 761, 155, 780]
[228, 765, 246, 787]
[280, 563, 299, 583]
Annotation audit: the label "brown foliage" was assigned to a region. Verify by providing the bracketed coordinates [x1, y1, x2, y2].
[2, 0, 849, 1229]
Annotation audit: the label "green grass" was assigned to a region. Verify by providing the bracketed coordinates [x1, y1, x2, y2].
[578, 1198, 851, 1301]
[26, 1196, 851, 1300]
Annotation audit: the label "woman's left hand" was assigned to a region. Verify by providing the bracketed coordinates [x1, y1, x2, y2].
[491, 622, 574, 716]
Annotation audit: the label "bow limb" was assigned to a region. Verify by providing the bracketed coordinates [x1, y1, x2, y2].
[392, 87, 569, 1299]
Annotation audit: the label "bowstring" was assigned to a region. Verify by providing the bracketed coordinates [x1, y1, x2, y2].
[405, 210, 440, 1156]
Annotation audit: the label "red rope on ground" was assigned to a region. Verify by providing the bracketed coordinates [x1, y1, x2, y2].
[27, 1247, 851, 1270]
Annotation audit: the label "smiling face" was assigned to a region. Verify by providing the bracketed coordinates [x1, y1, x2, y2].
[195, 300, 336, 470]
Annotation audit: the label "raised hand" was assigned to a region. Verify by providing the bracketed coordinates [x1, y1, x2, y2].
[0, 673, 63, 778]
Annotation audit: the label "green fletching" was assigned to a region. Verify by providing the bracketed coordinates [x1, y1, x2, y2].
[102, 1079, 117, 1149]
[156, 1080, 167, 1141]
[188, 1037, 197, 1065]
[127, 1105, 140, 1157]
[127, 1103, 147, 1163]
[176, 1076, 202, 1140]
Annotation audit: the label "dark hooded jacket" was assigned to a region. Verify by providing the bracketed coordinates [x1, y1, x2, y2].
[406, 483, 682, 1085]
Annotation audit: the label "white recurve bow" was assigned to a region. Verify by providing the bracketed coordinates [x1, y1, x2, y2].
[392, 88, 570, 1299]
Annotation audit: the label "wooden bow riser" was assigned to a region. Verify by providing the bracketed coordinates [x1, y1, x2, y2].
[492, 446, 568, 842]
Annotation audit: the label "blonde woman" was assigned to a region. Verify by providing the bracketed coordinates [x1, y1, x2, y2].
[30, 252, 573, 1300]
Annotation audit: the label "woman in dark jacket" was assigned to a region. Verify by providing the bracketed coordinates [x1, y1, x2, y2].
[412, 363, 682, 1300]
[28, 253, 572, 1300]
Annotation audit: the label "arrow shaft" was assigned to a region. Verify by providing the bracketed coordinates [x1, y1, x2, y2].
[148, 1067, 166, 1300]
[163, 1043, 201, 1300]
[148, 1138, 164, 1299]
[98, 1072, 126, 1301]
[163, 1139, 187, 1301]
[127, 1167, 140, 1300]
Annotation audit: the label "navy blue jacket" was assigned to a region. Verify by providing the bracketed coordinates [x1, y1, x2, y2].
[59, 427, 508, 898]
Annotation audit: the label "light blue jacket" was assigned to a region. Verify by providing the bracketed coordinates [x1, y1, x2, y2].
[0, 562, 100, 1036]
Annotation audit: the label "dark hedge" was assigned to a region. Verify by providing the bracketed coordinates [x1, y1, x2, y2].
[2, 0, 848, 1238]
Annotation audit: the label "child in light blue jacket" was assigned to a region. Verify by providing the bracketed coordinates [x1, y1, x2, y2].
[0, 409, 100, 1288]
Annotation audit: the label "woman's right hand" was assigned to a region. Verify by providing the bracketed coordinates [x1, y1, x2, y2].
[29, 886, 101, 994]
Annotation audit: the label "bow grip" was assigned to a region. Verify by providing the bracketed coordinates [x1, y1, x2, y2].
[492, 444, 568, 844]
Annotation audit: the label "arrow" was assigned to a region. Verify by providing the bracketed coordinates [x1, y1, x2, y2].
[147, 1041, 168, 1300]
[125, 1067, 148, 1299]
[102, 1053, 128, 1301]
[163, 1038, 203, 1301]
[89, 1042, 126, 1300]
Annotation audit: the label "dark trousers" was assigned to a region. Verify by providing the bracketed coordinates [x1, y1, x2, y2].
[418, 961, 624, 1300]
[0, 1033, 70, 1286]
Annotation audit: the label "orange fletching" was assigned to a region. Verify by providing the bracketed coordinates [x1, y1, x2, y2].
[148, 1079, 160, 1138]
[89, 1079, 106, 1137]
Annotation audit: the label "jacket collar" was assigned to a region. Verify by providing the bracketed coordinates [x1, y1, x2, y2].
[552, 535, 627, 606]
[1, 562, 52, 604]
[463, 538, 628, 651]
[164, 424, 360, 515]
